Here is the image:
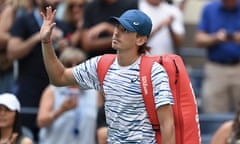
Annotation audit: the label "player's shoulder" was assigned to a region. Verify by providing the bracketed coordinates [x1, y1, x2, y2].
[152, 61, 165, 69]
[151, 62, 167, 77]
[86, 55, 102, 64]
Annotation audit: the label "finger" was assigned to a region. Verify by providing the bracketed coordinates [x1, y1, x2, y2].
[50, 9, 57, 23]
[46, 6, 51, 19]
[49, 23, 56, 32]
[40, 12, 46, 20]
[8, 133, 18, 144]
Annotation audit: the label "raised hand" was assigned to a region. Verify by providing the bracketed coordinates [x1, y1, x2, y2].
[7, 133, 18, 144]
[40, 6, 56, 43]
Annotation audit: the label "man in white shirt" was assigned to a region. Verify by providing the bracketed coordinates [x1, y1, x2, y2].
[139, 0, 185, 55]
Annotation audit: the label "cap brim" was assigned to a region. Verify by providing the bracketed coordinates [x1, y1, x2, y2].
[0, 102, 18, 111]
[109, 17, 136, 32]
[0, 93, 20, 112]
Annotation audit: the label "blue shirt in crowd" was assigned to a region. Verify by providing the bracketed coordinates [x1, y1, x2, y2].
[198, 0, 240, 62]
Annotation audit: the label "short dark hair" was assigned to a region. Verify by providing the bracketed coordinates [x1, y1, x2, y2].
[137, 34, 151, 55]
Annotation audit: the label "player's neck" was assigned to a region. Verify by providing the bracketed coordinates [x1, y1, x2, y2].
[116, 51, 140, 66]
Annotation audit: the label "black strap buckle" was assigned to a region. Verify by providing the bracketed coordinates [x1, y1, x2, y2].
[152, 124, 160, 131]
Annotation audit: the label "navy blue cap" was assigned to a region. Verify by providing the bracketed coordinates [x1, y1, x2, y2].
[110, 9, 152, 37]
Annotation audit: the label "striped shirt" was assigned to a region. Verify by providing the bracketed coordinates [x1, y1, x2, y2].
[73, 56, 174, 143]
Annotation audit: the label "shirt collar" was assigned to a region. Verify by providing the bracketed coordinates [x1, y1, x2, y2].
[218, 0, 239, 12]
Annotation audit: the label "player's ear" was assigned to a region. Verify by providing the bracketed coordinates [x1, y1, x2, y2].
[136, 35, 147, 47]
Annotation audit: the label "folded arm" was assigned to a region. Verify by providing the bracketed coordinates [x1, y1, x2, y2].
[37, 86, 78, 127]
[82, 22, 114, 52]
[195, 29, 228, 48]
[8, 33, 40, 60]
[0, 5, 14, 48]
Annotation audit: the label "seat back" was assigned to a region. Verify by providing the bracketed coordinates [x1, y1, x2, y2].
[199, 113, 234, 144]
[22, 126, 34, 140]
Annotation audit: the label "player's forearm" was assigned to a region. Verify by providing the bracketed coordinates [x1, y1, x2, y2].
[160, 122, 176, 144]
[157, 105, 176, 144]
[42, 42, 66, 86]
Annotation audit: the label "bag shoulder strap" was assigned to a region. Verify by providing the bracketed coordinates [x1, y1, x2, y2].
[140, 55, 161, 144]
[97, 54, 116, 87]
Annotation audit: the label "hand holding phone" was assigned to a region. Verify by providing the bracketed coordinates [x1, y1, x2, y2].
[226, 33, 233, 41]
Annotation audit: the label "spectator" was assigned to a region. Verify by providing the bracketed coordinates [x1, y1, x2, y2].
[211, 105, 240, 144]
[139, 0, 185, 55]
[195, 0, 240, 113]
[40, 8, 175, 143]
[0, 0, 33, 94]
[37, 48, 98, 144]
[82, 0, 138, 58]
[165, 0, 187, 11]
[62, 0, 88, 49]
[0, 93, 33, 144]
[173, 0, 187, 11]
[7, 0, 71, 141]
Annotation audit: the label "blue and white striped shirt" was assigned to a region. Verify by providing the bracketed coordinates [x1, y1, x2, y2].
[73, 56, 173, 143]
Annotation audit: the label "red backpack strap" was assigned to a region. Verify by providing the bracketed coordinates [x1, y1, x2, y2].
[97, 54, 116, 87]
[140, 55, 161, 144]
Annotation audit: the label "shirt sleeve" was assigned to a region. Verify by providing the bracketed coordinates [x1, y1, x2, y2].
[151, 62, 174, 109]
[10, 15, 27, 38]
[171, 6, 185, 35]
[72, 56, 102, 91]
[197, 4, 210, 32]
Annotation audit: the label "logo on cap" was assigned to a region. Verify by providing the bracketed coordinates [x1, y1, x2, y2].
[133, 22, 140, 26]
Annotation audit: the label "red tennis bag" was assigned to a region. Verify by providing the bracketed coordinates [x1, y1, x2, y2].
[97, 54, 201, 144]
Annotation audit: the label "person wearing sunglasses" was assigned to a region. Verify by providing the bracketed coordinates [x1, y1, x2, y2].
[62, 0, 87, 49]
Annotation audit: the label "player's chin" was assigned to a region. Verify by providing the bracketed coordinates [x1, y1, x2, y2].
[112, 43, 119, 50]
[112, 46, 118, 51]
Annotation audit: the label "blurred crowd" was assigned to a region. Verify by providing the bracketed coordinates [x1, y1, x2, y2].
[1, 0, 240, 143]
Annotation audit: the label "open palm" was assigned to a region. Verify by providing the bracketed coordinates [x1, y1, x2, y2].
[40, 6, 56, 42]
